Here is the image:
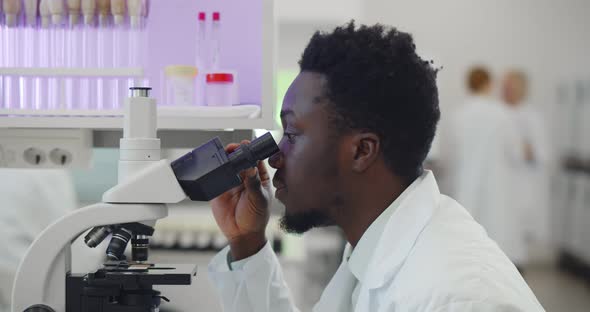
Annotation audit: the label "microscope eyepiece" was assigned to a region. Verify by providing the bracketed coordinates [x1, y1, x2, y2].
[248, 132, 281, 160]
[228, 132, 280, 173]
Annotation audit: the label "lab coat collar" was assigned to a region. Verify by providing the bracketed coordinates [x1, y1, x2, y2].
[346, 172, 422, 283]
[362, 170, 440, 290]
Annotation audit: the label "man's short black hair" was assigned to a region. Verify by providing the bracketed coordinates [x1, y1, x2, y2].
[299, 21, 440, 182]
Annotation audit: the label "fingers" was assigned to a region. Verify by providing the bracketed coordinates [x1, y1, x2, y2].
[257, 161, 271, 184]
[239, 167, 258, 185]
[244, 167, 262, 191]
[225, 140, 250, 154]
[225, 143, 241, 154]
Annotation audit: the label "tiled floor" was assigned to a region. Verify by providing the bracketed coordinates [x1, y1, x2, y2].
[525, 266, 590, 312]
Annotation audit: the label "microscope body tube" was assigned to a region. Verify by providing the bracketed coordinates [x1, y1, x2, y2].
[114, 88, 161, 252]
[118, 91, 161, 183]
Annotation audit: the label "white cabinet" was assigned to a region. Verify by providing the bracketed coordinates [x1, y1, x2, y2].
[555, 79, 590, 265]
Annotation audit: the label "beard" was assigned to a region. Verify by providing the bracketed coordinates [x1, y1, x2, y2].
[279, 209, 334, 234]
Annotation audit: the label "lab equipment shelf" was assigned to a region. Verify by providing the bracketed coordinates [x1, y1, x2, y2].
[0, 105, 271, 130]
[0, 67, 144, 77]
[0, 0, 276, 132]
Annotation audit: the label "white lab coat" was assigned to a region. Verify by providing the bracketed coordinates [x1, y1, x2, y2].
[0, 169, 77, 311]
[208, 171, 544, 311]
[508, 105, 552, 244]
[443, 96, 528, 264]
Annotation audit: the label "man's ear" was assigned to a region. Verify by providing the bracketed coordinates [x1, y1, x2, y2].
[350, 132, 380, 173]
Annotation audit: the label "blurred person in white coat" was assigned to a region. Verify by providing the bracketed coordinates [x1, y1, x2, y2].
[206, 23, 544, 311]
[0, 169, 78, 311]
[444, 66, 529, 271]
[502, 70, 553, 255]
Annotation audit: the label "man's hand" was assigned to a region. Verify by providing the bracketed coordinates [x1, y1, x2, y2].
[210, 141, 272, 261]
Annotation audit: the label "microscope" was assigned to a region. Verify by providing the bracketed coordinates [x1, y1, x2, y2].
[11, 87, 279, 312]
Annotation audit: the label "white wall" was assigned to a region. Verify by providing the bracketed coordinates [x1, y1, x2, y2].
[278, 0, 590, 124]
[276, 0, 363, 23]
[361, 0, 590, 124]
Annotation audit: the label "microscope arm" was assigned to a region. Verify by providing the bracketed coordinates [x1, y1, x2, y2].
[12, 158, 187, 312]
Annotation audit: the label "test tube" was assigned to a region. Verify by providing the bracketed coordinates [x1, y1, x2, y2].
[211, 12, 221, 71]
[51, 0, 69, 109]
[127, 0, 142, 97]
[95, 0, 111, 110]
[80, 0, 96, 110]
[195, 12, 206, 106]
[16, 11, 25, 110]
[3, 75, 18, 110]
[64, 1, 81, 110]
[47, 27, 59, 109]
[81, 13, 98, 109]
[22, 0, 39, 110]
[111, 0, 126, 109]
[36, 0, 52, 110]
[2, 0, 20, 109]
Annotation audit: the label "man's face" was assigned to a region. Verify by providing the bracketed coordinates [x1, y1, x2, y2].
[269, 72, 346, 233]
[502, 74, 525, 106]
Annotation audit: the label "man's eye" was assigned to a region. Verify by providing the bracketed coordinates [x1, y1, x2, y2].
[284, 132, 298, 144]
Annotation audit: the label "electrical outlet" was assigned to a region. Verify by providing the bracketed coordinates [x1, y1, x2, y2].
[23, 147, 46, 165]
[49, 148, 73, 166]
[0, 129, 93, 169]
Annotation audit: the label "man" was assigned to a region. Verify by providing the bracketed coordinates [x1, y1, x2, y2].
[444, 66, 529, 272]
[502, 70, 553, 266]
[208, 23, 544, 311]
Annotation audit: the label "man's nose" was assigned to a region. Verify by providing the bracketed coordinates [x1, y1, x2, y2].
[268, 150, 284, 169]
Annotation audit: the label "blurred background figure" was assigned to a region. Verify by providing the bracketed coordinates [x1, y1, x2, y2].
[443, 66, 528, 271]
[0, 170, 78, 312]
[502, 70, 553, 266]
